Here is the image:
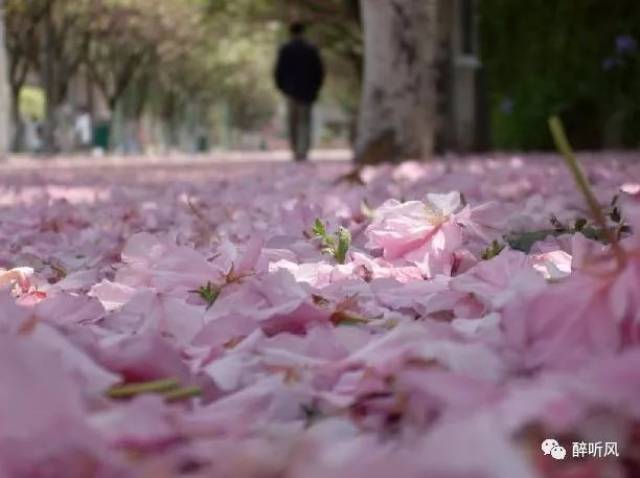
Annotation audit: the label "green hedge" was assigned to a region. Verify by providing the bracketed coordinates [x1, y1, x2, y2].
[480, 0, 640, 150]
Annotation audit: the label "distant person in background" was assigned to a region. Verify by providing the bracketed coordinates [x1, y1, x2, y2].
[74, 107, 93, 151]
[24, 115, 42, 153]
[274, 22, 325, 161]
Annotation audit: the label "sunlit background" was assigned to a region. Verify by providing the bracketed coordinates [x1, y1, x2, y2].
[3, 0, 640, 156]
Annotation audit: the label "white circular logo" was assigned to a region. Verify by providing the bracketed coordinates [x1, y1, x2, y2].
[541, 439, 559, 455]
[541, 439, 566, 460]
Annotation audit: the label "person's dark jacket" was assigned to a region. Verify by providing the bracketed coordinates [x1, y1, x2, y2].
[275, 38, 325, 104]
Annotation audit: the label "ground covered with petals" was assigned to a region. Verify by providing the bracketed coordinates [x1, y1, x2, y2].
[1, 155, 640, 477]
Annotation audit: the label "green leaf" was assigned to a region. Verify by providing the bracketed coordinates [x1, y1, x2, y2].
[480, 240, 505, 260]
[505, 221, 622, 253]
[335, 227, 351, 264]
[574, 217, 587, 231]
[312, 218, 327, 238]
[311, 219, 351, 264]
[504, 230, 556, 253]
[195, 281, 219, 309]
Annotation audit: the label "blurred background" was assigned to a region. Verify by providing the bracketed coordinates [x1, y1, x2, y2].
[0, 0, 639, 157]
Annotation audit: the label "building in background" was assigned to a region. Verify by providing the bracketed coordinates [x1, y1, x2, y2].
[436, 0, 489, 153]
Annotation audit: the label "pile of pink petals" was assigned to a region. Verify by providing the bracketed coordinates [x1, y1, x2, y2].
[1, 155, 640, 477]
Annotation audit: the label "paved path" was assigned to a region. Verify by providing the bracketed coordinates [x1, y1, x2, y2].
[1, 149, 352, 173]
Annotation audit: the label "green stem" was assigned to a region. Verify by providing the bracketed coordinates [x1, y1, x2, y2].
[548, 116, 625, 264]
[106, 378, 180, 399]
[163, 386, 202, 402]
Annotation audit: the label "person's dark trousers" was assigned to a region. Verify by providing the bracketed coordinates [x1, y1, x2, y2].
[287, 98, 312, 161]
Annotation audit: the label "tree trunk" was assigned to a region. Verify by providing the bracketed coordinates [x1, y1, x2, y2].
[356, 0, 438, 163]
[0, 0, 9, 158]
[41, 10, 57, 154]
[9, 88, 23, 152]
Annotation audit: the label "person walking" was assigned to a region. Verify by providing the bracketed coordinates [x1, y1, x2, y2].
[274, 22, 325, 161]
[74, 107, 93, 152]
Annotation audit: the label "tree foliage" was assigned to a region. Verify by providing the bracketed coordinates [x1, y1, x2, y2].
[5, 0, 289, 150]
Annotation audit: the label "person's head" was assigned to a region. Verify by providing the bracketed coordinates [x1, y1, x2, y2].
[289, 22, 306, 38]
